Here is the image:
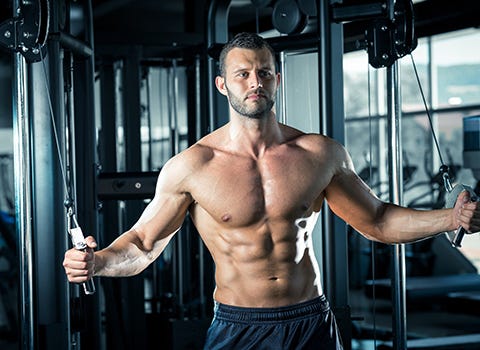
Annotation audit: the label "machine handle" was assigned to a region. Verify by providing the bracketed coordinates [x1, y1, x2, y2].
[69, 227, 96, 295]
[451, 227, 466, 248]
[444, 184, 477, 248]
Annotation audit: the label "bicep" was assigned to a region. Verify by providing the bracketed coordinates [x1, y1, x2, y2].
[132, 192, 191, 245]
[324, 166, 386, 240]
[131, 158, 194, 249]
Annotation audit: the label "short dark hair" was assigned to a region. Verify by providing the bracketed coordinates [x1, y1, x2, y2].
[218, 32, 276, 77]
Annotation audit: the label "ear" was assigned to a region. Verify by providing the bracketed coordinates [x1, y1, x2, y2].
[215, 76, 228, 96]
[275, 72, 281, 87]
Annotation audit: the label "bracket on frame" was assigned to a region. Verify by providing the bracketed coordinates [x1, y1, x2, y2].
[333, 0, 417, 68]
[0, 0, 50, 62]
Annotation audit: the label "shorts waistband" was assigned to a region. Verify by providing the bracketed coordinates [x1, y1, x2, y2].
[213, 295, 330, 323]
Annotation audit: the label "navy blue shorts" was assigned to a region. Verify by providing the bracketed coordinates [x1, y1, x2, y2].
[203, 295, 344, 349]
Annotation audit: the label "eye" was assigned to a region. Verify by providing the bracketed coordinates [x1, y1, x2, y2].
[237, 72, 248, 78]
[259, 70, 272, 78]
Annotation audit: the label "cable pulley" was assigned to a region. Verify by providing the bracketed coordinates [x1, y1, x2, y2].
[365, 0, 417, 68]
[272, 0, 308, 35]
[0, 0, 50, 62]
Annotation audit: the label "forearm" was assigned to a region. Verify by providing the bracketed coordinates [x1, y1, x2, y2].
[94, 230, 174, 277]
[373, 203, 456, 244]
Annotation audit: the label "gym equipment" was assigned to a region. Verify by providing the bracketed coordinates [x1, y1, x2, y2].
[272, 0, 307, 35]
[443, 178, 478, 248]
[0, 0, 49, 62]
[36, 47, 96, 296]
[67, 207, 96, 295]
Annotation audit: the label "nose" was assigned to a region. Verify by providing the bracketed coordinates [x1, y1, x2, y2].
[249, 74, 263, 89]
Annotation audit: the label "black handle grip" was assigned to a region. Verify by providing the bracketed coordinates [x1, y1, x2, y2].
[451, 227, 466, 248]
[83, 278, 96, 295]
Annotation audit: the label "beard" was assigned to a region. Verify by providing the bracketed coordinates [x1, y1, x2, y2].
[226, 85, 275, 119]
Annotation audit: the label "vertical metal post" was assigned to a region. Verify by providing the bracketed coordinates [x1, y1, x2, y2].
[65, 51, 77, 350]
[12, 2, 35, 349]
[71, 2, 102, 348]
[13, 49, 35, 350]
[194, 55, 207, 318]
[388, 62, 407, 350]
[279, 51, 287, 124]
[171, 60, 185, 317]
[317, 1, 351, 348]
[195, 56, 203, 141]
[386, 40, 407, 350]
[207, 0, 231, 131]
[118, 50, 146, 350]
[145, 67, 154, 171]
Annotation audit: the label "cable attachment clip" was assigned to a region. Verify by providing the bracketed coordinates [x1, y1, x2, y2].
[66, 203, 96, 295]
[442, 167, 478, 248]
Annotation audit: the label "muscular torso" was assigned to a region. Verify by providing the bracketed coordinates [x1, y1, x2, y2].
[184, 125, 337, 307]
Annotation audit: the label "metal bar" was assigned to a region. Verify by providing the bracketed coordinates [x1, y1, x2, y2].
[13, 22, 35, 350]
[331, 2, 386, 22]
[171, 60, 185, 317]
[145, 67, 154, 171]
[318, 0, 347, 303]
[65, 51, 78, 350]
[71, 2, 103, 347]
[387, 55, 407, 350]
[279, 51, 287, 124]
[49, 32, 93, 58]
[207, 0, 231, 130]
[317, 1, 351, 348]
[385, 2, 407, 349]
[194, 55, 207, 318]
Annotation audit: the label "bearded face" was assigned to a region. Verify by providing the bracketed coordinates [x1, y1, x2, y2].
[217, 47, 279, 120]
[225, 83, 276, 119]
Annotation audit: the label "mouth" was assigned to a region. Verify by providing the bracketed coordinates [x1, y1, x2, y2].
[246, 90, 266, 101]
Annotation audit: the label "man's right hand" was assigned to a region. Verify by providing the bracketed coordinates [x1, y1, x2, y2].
[63, 236, 97, 283]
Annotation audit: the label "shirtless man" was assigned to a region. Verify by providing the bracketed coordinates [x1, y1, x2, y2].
[63, 32, 480, 349]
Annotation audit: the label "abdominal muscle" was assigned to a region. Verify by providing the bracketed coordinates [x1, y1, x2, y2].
[197, 217, 323, 308]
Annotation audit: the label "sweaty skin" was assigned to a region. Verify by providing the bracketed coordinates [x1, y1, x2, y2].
[63, 47, 480, 308]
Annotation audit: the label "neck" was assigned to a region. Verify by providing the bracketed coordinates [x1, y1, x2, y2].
[227, 111, 283, 158]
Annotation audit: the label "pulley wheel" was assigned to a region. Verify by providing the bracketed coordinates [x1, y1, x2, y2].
[272, 0, 307, 35]
[251, 0, 273, 8]
[21, 0, 50, 48]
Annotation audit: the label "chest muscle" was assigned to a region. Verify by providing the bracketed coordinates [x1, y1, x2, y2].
[189, 150, 327, 227]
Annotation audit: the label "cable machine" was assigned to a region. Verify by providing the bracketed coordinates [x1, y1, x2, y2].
[5, 0, 479, 349]
[4, 0, 102, 349]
